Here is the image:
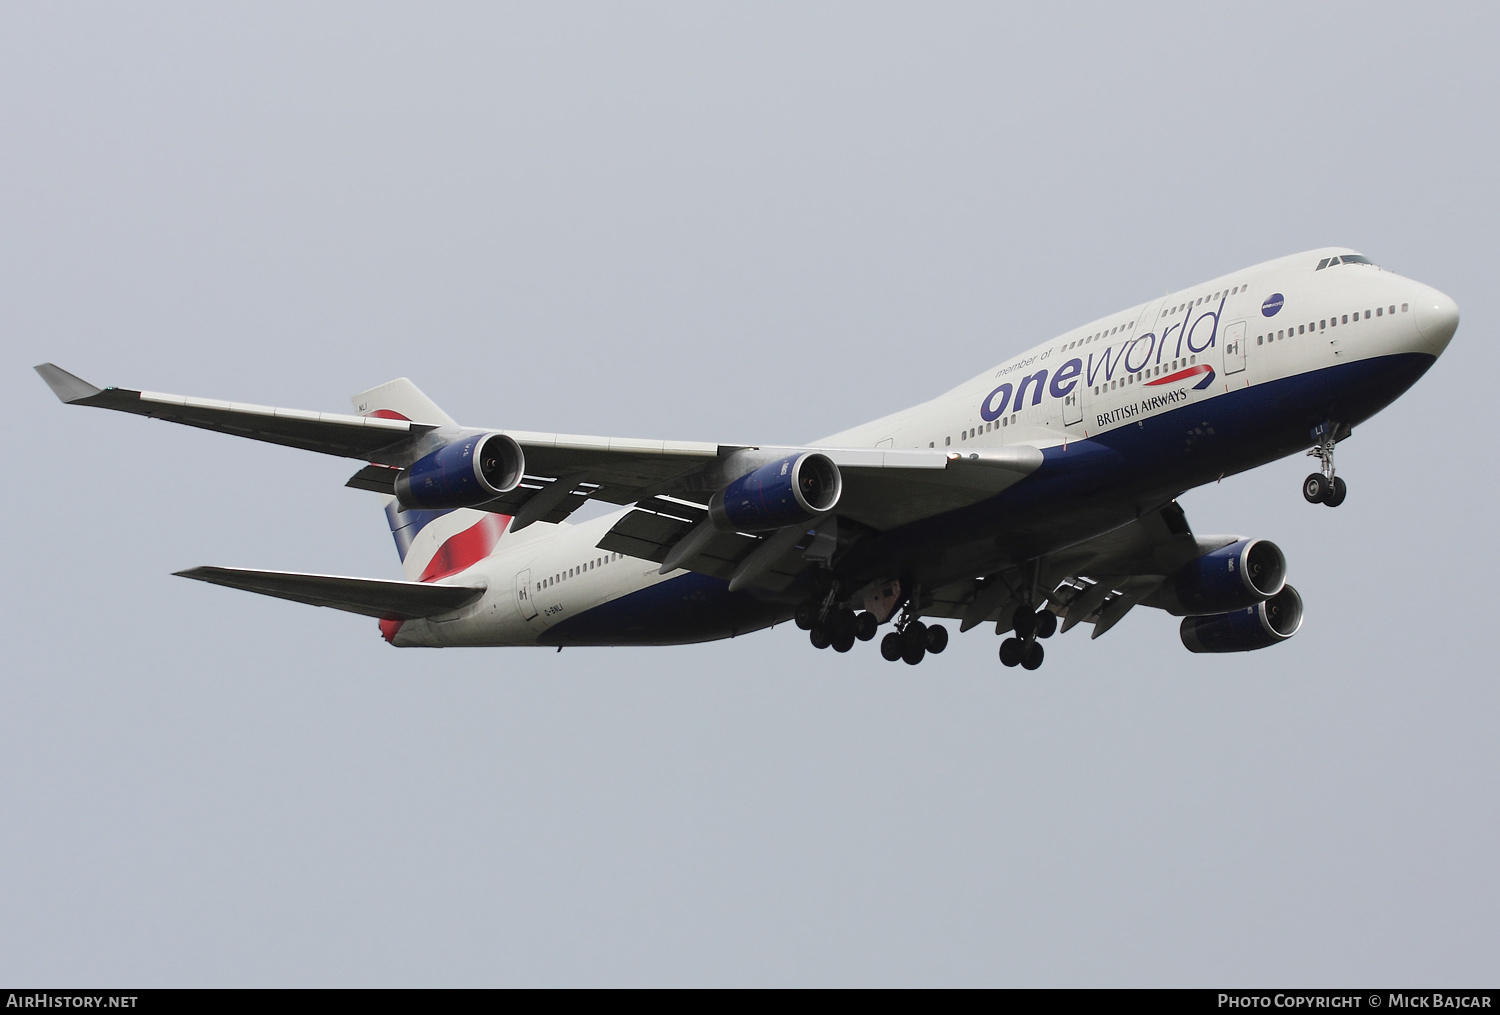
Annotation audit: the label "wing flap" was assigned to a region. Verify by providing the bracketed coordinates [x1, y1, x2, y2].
[175, 566, 484, 620]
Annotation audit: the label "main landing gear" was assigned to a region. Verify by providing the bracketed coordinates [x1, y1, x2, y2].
[878, 607, 948, 666]
[794, 575, 879, 654]
[999, 604, 1056, 671]
[1303, 421, 1349, 507]
[795, 576, 947, 664]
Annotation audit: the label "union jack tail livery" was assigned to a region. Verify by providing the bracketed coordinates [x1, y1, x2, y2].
[352, 378, 513, 584]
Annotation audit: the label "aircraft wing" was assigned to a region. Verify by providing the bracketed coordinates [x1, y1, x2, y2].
[175, 566, 483, 620]
[39, 364, 1043, 535]
[935, 502, 1232, 637]
[35, 363, 438, 462]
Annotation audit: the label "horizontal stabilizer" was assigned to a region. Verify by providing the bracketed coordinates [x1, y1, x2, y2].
[174, 566, 483, 619]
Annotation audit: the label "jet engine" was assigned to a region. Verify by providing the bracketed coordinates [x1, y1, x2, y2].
[1151, 538, 1287, 616]
[394, 433, 525, 510]
[1179, 585, 1303, 653]
[708, 452, 842, 531]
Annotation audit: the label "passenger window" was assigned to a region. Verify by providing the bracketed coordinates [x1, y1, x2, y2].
[1365, 310, 1371, 319]
[945, 437, 951, 446]
[1401, 303, 1409, 312]
[1376, 307, 1383, 317]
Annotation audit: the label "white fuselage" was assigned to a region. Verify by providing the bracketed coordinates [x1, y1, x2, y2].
[393, 247, 1456, 648]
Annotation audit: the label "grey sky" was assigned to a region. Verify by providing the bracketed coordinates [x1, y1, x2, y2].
[2, 2, 1496, 986]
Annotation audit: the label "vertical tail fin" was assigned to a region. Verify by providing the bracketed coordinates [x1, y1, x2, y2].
[352, 379, 511, 582]
[352, 377, 457, 427]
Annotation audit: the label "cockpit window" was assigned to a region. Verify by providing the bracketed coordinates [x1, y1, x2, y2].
[1316, 253, 1377, 270]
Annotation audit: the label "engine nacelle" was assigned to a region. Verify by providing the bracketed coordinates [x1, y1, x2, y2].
[1179, 585, 1303, 653]
[708, 452, 842, 532]
[394, 433, 524, 510]
[1154, 538, 1288, 616]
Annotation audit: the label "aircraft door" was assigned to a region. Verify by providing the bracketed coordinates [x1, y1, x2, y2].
[514, 569, 537, 620]
[1223, 320, 1247, 374]
[1062, 386, 1082, 426]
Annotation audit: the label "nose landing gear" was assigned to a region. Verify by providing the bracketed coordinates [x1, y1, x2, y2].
[1303, 421, 1350, 507]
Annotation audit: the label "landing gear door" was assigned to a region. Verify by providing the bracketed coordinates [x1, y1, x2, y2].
[514, 569, 537, 620]
[1223, 320, 1247, 374]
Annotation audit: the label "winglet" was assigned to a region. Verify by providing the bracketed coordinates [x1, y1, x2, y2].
[34, 363, 103, 404]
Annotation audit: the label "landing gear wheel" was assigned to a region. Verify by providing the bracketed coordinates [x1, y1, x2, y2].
[1012, 608, 1037, 640]
[1034, 609, 1057, 640]
[999, 637, 1024, 667]
[831, 608, 857, 643]
[1021, 641, 1045, 670]
[925, 624, 949, 654]
[855, 612, 878, 641]
[809, 626, 832, 650]
[1303, 473, 1330, 504]
[902, 642, 926, 666]
[880, 632, 904, 662]
[832, 632, 856, 653]
[794, 601, 817, 631]
[1324, 476, 1347, 507]
[902, 620, 928, 653]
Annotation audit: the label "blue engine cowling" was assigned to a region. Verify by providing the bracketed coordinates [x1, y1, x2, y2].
[708, 452, 842, 531]
[1179, 585, 1303, 653]
[1153, 537, 1288, 616]
[394, 433, 524, 510]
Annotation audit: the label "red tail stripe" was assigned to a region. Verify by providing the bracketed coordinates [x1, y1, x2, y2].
[418, 513, 510, 583]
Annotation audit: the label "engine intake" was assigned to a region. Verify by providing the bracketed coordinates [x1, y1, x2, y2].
[1179, 585, 1303, 653]
[395, 433, 524, 510]
[708, 452, 842, 532]
[1152, 537, 1288, 616]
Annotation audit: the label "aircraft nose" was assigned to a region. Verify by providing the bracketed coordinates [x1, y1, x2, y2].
[1413, 287, 1459, 352]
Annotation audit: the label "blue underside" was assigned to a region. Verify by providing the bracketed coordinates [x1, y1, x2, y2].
[542, 352, 1434, 646]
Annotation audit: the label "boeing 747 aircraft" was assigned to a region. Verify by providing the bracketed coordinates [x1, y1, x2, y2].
[37, 248, 1458, 669]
